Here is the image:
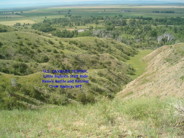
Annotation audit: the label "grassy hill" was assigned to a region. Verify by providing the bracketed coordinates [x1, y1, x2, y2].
[118, 43, 184, 99]
[0, 25, 184, 137]
[0, 25, 137, 109]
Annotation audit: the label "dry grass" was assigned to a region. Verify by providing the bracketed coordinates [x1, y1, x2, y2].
[118, 44, 184, 99]
[0, 20, 35, 26]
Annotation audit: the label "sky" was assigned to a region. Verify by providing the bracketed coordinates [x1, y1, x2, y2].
[1, 0, 184, 9]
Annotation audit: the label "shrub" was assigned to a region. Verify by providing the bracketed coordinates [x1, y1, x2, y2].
[48, 40, 54, 45]
[76, 92, 95, 104]
[180, 76, 184, 81]
[40, 55, 49, 63]
[32, 23, 55, 32]
[14, 23, 21, 26]
[59, 41, 63, 45]
[0, 25, 8, 32]
[53, 49, 58, 53]
[13, 62, 29, 75]
[18, 41, 24, 46]
[46, 49, 52, 52]
[0, 42, 3, 47]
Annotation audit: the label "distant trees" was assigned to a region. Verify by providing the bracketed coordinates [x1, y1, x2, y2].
[14, 23, 21, 26]
[105, 25, 115, 31]
[32, 23, 55, 32]
[152, 11, 175, 13]
[31, 15, 184, 48]
[155, 17, 184, 25]
[157, 33, 175, 44]
[53, 30, 77, 38]
[150, 30, 158, 38]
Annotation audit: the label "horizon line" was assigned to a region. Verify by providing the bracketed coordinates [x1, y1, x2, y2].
[1, 2, 184, 10]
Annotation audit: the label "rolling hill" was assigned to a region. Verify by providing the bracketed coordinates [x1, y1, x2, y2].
[0, 25, 137, 109]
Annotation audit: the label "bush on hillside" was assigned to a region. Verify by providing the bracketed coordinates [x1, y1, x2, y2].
[0, 42, 3, 47]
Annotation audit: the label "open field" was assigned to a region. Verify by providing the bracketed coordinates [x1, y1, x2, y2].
[1, 5, 184, 23]
[0, 20, 35, 26]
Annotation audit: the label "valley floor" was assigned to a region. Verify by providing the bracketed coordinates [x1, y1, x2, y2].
[126, 50, 153, 79]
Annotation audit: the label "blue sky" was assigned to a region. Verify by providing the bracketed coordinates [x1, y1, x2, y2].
[1, 0, 184, 9]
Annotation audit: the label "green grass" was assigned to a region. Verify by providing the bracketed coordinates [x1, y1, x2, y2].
[180, 76, 184, 81]
[127, 50, 153, 79]
[0, 97, 182, 137]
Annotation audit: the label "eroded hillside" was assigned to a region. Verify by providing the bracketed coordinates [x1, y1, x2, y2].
[118, 43, 184, 99]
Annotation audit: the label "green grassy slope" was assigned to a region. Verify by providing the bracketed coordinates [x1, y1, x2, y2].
[126, 50, 153, 79]
[0, 97, 183, 137]
[0, 26, 137, 109]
